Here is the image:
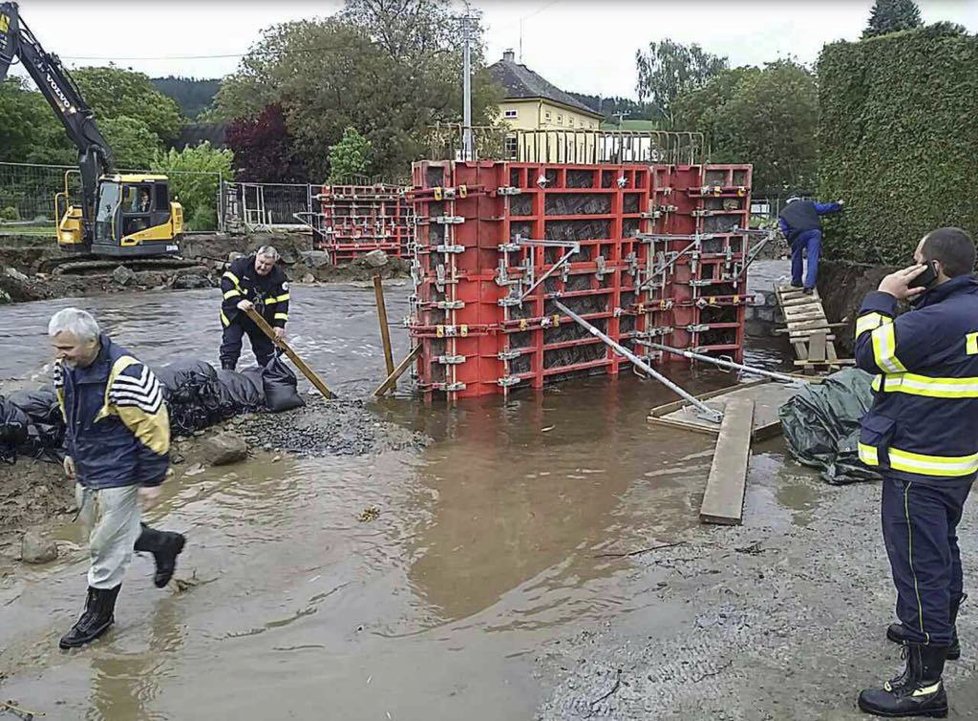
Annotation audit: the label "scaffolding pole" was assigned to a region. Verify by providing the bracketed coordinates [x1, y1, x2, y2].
[639, 341, 807, 385]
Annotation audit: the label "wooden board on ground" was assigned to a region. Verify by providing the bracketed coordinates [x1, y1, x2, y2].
[700, 397, 755, 525]
[647, 379, 801, 442]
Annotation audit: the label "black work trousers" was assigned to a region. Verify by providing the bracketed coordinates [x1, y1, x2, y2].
[882, 474, 974, 646]
[219, 317, 274, 371]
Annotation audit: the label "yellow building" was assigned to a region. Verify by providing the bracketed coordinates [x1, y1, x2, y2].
[488, 50, 604, 162]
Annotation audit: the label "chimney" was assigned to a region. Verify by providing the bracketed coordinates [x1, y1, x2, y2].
[503, 49, 515, 63]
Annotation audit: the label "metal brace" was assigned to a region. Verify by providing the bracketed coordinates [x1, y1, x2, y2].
[433, 216, 465, 225]
[433, 382, 467, 392]
[497, 186, 523, 196]
[437, 355, 466, 365]
[497, 376, 522, 388]
[435, 300, 465, 310]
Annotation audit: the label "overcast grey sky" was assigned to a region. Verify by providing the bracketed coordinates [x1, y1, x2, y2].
[9, 0, 977, 99]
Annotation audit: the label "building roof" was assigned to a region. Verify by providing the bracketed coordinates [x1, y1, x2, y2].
[488, 51, 603, 119]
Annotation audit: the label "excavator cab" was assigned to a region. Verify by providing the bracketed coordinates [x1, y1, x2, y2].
[56, 174, 183, 256]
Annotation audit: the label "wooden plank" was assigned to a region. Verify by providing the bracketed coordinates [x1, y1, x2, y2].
[808, 331, 827, 363]
[700, 397, 755, 525]
[373, 275, 396, 377]
[372, 344, 422, 397]
[245, 307, 334, 399]
[752, 419, 783, 443]
[648, 379, 769, 419]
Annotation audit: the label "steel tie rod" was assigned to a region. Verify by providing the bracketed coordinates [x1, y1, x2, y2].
[553, 301, 723, 424]
[640, 341, 806, 385]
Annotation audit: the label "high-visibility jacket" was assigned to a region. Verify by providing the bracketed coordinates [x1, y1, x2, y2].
[854, 275, 978, 481]
[55, 335, 170, 490]
[220, 255, 290, 329]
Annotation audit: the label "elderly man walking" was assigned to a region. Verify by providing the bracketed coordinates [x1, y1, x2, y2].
[50, 308, 185, 650]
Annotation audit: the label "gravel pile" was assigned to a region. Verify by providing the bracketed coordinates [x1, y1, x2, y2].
[233, 397, 427, 457]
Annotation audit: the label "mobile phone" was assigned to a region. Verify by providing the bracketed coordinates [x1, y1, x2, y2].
[908, 261, 938, 289]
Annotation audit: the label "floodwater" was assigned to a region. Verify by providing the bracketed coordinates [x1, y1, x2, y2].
[0, 282, 814, 720]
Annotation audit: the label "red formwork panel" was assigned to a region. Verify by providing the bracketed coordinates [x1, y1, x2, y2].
[408, 160, 753, 401]
[315, 184, 414, 263]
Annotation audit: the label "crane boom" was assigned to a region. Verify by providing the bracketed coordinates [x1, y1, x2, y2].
[0, 1, 114, 237]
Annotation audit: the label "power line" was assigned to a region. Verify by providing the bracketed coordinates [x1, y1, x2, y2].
[61, 52, 246, 61]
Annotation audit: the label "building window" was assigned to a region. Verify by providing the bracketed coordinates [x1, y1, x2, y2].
[505, 135, 518, 160]
[588, 122, 594, 129]
[544, 111, 552, 122]
[504, 109, 518, 119]
[557, 114, 563, 125]
[569, 117, 575, 128]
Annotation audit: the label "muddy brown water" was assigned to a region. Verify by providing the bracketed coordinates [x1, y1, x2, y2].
[0, 282, 813, 720]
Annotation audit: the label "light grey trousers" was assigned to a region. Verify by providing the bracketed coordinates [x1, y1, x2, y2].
[75, 484, 142, 590]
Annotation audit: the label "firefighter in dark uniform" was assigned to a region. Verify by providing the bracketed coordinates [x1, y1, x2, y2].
[778, 196, 844, 294]
[219, 246, 290, 371]
[854, 227, 978, 717]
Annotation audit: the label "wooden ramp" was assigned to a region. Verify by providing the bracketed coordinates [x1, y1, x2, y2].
[647, 379, 801, 442]
[773, 284, 855, 373]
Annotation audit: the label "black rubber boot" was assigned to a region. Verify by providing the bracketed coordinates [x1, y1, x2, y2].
[221, 360, 236, 371]
[790, 280, 803, 288]
[59, 585, 120, 650]
[803, 286, 815, 295]
[858, 643, 949, 718]
[134, 523, 185, 588]
[887, 593, 965, 660]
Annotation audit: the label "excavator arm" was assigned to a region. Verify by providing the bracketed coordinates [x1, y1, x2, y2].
[0, 1, 114, 238]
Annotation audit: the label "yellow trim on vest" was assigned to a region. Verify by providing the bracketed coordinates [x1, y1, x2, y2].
[858, 443, 879, 466]
[223, 288, 241, 300]
[265, 293, 290, 306]
[856, 312, 889, 340]
[875, 372, 978, 399]
[871, 323, 906, 374]
[274, 313, 288, 322]
[966, 332, 978, 356]
[889, 447, 978, 477]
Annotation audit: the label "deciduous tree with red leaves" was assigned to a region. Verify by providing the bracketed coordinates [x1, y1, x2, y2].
[225, 104, 307, 183]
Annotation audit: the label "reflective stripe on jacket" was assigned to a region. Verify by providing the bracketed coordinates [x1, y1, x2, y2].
[220, 255, 290, 328]
[55, 334, 170, 489]
[854, 275, 978, 481]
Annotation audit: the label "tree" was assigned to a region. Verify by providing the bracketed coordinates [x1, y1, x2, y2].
[226, 104, 306, 182]
[635, 39, 728, 122]
[151, 77, 221, 119]
[328, 127, 372, 182]
[151, 142, 233, 231]
[863, 0, 923, 38]
[0, 78, 73, 164]
[213, 1, 501, 180]
[73, 65, 184, 144]
[672, 60, 817, 195]
[100, 117, 160, 170]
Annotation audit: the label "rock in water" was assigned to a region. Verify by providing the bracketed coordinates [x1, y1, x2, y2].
[202, 431, 248, 466]
[22, 530, 59, 564]
[364, 250, 389, 268]
[112, 265, 135, 286]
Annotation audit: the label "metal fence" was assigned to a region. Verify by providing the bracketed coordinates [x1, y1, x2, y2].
[221, 182, 314, 233]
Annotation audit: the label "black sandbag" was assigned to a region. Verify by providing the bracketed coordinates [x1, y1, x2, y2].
[215, 369, 266, 419]
[153, 359, 221, 435]
[261, 355, 305, 413]
[779, 368, 880, 485]
[7, 386, 65, 452]
[0, 395, 31, 463]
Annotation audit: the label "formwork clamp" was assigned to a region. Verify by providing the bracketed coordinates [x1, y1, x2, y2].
[435, 324, 469, 338]
[432, 382, 467, 392]
[496, 186, 523, 196]
[432, 185, 468, 201]
[498, 295, 524, 307]
[433, 216, 465, 225]
[497, 242, 521, 252]
[594, 256, 607, 281]
[686, 324, 711, 333]
[435, 244, 465, 254]
[434, 300, 465, 310]
[540, 314, 561, 328]
[437, 355, 466, 365]
[689, 279, 718, 288]
[497, 376, 522, 388]
[695, 296, 719, 309]
[640, 210, 662, 220]
[497, 349, 523, 361]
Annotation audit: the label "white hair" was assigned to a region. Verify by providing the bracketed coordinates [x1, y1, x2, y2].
[256, 245, 280, 260]
[49, 308, 100, 343]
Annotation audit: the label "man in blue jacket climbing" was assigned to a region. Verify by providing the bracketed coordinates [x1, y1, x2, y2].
[50, 308, 186, 650]
[778, 196, 844, 294]
[853, 227, 978, 717]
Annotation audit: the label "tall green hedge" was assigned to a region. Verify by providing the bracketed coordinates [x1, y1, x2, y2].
[817, 26, 978, 265]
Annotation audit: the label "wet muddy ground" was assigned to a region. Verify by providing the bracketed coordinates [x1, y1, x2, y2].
[2, 280, 978, 719]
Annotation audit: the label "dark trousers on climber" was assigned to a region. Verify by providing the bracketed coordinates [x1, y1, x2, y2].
[790, 228, 822, 290]
[219, 316, 275, 371]
[882, 474, 974, 646]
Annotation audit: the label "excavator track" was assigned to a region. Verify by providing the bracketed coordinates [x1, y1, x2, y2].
[41, 256, 200, 276]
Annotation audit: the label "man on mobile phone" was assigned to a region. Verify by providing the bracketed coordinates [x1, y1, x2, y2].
[853, 227, 978, 717]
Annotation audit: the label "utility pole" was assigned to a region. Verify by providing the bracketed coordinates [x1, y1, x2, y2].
[462, 13, 474, 162]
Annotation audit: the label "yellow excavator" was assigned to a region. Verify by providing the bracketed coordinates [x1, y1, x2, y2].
[0, 1, 185, 263]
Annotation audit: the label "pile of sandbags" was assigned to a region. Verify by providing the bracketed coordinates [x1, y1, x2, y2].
[0, 355, 305, 463]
